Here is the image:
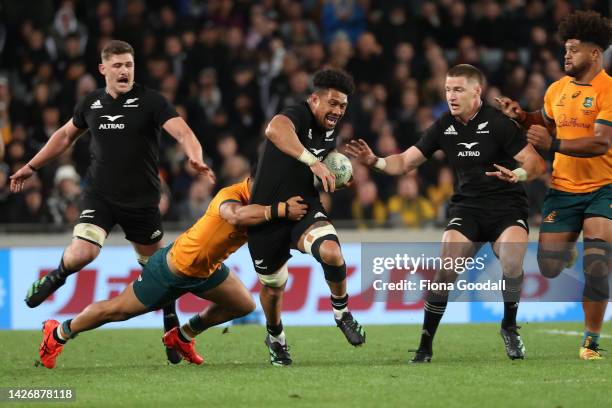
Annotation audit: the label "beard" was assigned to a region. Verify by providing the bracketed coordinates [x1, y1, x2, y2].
[565, 60, 590, 78]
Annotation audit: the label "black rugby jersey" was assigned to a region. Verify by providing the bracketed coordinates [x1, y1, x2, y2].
[415, 103, 528, 210]
[250, 101, 338, 204]
[73, 83, 178, 207]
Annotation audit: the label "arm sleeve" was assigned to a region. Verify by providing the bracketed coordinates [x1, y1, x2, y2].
[217, 185, 243, 211]
[414, 122, 441, 158]
[72, 98, 88, 129]
[152, 91, 179, 127]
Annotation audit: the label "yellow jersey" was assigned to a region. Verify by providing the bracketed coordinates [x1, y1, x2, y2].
[169, 178, 250, 278]
[543, 70, 612, 193]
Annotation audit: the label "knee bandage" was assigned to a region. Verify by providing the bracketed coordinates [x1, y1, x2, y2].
[583, 238, 610, 301]
[73, 223, 106, 248]
[257, 262, 289, 287]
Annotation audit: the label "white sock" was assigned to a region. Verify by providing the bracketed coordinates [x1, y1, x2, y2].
[270, 331, 286, 346]
[179, 326, 193, 342]
[333, 307, 348, 320]
[56, 326, 68, 342]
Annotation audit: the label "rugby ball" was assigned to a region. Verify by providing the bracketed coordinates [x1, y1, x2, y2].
[314, 151, 353, 189]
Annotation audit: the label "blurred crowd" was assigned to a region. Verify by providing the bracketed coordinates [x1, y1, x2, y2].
[0, 0, 609, 230]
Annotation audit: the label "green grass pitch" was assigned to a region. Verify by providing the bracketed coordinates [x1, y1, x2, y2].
[1, 322, 610, 407]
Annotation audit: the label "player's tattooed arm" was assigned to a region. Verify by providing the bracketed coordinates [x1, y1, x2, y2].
[163, 117, 216, 183]
[220, 196, 308, 226]
[9, 119, 86, 193]
[345, 139, 426, 176]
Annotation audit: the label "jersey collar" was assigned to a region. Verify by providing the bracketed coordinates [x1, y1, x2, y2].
[455, 99, 483, 125]
[570, 69, 606, 86]
[103, 83, 138, 102]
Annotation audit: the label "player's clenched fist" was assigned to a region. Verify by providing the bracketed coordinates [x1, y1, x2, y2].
[285, 196, 308, 220]
[526, 125, 552, 150]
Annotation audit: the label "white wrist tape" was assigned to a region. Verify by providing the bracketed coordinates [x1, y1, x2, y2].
[374, 157, 387, 171]
[298, 149, 318, 166]
[512, 167, 528, 182]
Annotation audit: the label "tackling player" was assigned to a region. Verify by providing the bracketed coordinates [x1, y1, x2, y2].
[36, 178, 307, 368]
[496, 11, 611, 360]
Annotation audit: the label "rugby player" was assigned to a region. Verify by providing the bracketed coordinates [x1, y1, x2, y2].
[249, 69, 366, 366]
[346, 64, 546, 362]
[496, 11, 611, 360]
[9, 40, 215, 363]
[36, 178, 307, 368]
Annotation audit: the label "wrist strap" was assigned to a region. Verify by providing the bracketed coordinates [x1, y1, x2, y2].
[278, 202, 287, 218]
[264, 206, 271, 221]
[511, 167, 528, 182]
[298, 149, 318, 166]
[270, 202, 288, 219]
[374, 157, 387, 171]
[27, 163, 38, 172]
[550, 138, 561, 153]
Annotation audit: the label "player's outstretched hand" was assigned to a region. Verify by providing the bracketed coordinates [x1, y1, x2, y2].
[9, 164, 35, 193]
[485, 164, 519, 183]
[285, 196, 308, 221]
[310, 161, 335, 193]
[344, 139, 377, 167]
[526, 125, 552, 150]
[495, 97, 524, 121]
[189, 158, 216, 184]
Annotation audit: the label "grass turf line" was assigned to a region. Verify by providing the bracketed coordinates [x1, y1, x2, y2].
[0, 322, 610, 408]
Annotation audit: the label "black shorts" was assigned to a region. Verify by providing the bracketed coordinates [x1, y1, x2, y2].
[444, 206, 529, 243]
[247, 199, 330, 274]
[77, 190, 163, 245]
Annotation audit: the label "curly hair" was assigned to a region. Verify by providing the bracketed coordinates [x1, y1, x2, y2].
[558, 10, 611, 51]
[313, 69, 355, 96]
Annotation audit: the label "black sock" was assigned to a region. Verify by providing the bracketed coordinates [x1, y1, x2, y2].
[162, 302, 179, 332]
[266, 321, 283, 337]
[56, 257, 77, 280]
[331, 294, 349, 311]
[502, 275, 522, 329]
[502, 302, 519, 329]
[419, 300, 447, 352]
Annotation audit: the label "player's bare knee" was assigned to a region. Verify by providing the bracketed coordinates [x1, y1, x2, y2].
[537, 257, 564, 279]
[237, 297, 256, 316]
[319, 240, 344, 266]
[261, 284, 284, 300]
[537, 247, 571, 278]
[65, 240, 100, 267]
[501, 259, 523, 278]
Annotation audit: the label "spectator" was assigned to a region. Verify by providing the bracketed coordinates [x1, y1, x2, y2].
[387, 174, 435, 228]
[177, 176, 214, 225]
[47, 164, 81, 226]
[351, 180, 386, 229]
